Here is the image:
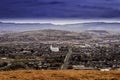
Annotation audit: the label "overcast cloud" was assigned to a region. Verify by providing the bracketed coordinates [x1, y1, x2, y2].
[0, 0, 120, 19]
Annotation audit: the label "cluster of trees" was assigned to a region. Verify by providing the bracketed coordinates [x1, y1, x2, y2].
[0, 42, 120, 70]
[69, 45, 120, 69]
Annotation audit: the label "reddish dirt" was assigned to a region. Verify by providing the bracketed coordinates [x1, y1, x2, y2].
[0, 70, 120, 80]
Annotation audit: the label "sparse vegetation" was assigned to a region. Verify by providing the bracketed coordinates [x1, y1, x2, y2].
[0, 70, 120, 80]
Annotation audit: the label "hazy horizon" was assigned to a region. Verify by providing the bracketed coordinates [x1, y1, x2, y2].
[0, 19, 120, 32]
[1, 19, 120, 25]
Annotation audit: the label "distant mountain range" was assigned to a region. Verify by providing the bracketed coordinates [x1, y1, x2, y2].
[0, 22, 120, 33]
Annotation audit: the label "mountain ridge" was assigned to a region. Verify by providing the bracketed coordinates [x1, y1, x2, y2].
[0, 22, 120, 32]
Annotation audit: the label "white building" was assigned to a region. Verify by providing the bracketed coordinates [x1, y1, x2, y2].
[100, 68, 111, 71]
[50, 45, 59, 52]
[1, 57, 7, 60]
[72, 65, 94, 70]
[79, 44, 91, 48]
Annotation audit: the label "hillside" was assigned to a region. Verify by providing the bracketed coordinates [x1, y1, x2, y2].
[0, 29, 92, 43]
[0, 70, 120, 80]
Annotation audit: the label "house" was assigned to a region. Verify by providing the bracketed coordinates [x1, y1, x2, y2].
[50, 45, 59, 52]
[79, 44, 91, 48]
[72, 65, 95, 70]
[100, 68, 111, 71]
[1, 57, 7, 60]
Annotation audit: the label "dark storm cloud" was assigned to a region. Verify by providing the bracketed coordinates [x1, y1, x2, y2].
[0, 0, 120, 19]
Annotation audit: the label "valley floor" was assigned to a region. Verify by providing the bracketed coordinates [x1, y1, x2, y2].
[0, 70, 120, 80]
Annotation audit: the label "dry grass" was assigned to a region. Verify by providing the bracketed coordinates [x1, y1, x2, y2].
[0, 70, 120, 80]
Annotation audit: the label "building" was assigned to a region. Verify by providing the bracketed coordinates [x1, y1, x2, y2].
[72, 65, 95, 70]
[50, 45, 59, 52]
[100, 68, 111, 71]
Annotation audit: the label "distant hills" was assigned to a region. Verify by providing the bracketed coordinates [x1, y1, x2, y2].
[0, 22, 120, 32]
[0, 29, 119, 44]
[0, 29, 92, 42]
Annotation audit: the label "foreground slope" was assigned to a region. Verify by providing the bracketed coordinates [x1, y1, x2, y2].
[0, 70, 120, 80]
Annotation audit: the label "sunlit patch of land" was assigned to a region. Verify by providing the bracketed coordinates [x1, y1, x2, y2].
[0, 70, 120, 80]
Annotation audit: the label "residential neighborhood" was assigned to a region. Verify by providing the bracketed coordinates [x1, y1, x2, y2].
[0, 30, 120, 71]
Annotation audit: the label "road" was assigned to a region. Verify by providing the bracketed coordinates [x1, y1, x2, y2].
[61, 47, 73, 69]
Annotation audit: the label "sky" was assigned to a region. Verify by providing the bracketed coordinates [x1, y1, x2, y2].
[1, 0, 120, 32]
[1, 0, 120, 19]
